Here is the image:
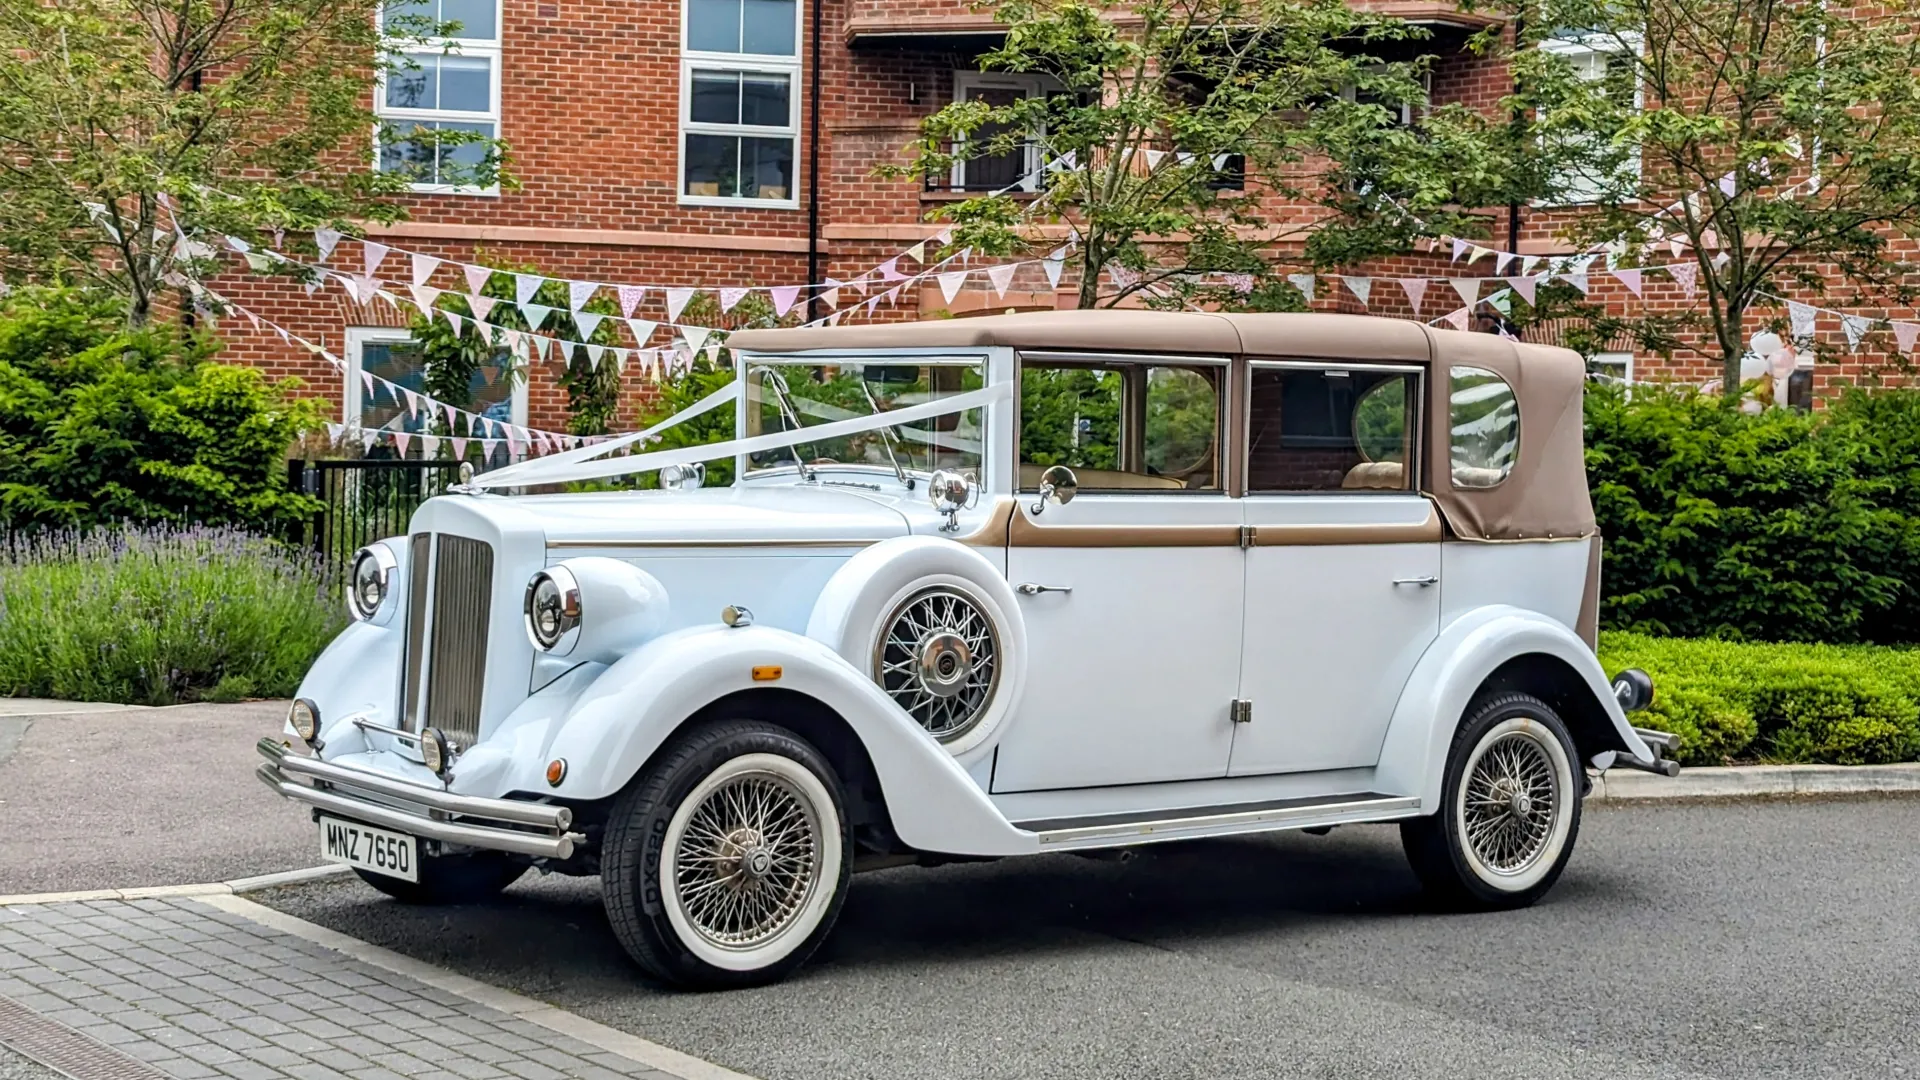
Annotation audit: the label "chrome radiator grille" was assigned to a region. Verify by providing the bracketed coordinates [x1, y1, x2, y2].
[400, 533, 494, 749]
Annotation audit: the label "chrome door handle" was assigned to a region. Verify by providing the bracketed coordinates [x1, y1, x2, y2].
[1392, 575, 1438, 587]
[1016, 582, 1073, 596]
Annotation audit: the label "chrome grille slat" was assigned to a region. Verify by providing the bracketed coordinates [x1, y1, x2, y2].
[424, 534, 492, 749]
[402, 532, 432, 730]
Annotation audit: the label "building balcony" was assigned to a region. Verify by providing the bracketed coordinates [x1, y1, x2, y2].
[843, 0, 1501, 48]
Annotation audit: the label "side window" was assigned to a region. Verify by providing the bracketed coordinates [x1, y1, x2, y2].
[1246, 366, 1420, 492]
[1019, 360, 1222, 491]
[1448, 366, 1519, 489]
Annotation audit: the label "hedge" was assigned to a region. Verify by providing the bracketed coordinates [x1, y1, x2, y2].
[1597, 631, 1920, 766]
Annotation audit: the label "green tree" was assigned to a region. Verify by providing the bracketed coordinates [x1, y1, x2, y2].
[1514, 0, 1920, 392]
[883, 0, 1535, 308]
[0, 0, 508, 326]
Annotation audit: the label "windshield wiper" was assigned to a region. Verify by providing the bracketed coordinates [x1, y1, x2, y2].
[855, 377, 915, 491]
[758, 368, 816, 483]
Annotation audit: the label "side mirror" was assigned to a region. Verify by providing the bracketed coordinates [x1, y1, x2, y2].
[1030, 465, 1078, 515]
[928, 469, 979, 532]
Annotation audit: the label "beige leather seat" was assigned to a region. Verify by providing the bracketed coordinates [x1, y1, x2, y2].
[1019, 463, 1186, 491]
[1341, 461, 1407, 490]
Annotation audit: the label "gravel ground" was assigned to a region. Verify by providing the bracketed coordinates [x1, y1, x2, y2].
[256, 795, 1920, 1080]
[0, 1048, 60, 1080]
[0, 701, 314, 895]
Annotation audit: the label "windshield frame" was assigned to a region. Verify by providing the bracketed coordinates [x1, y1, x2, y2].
[736, 351, 996, 486]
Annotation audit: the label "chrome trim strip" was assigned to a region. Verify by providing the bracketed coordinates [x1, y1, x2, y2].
[258, 739, 571, 830]
[546, 537, 885, 549]
[256, 764, 580, 860]
[1030, 794, 1421, 847]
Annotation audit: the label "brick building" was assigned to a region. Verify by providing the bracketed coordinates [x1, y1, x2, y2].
[212, 0, 1896, 445]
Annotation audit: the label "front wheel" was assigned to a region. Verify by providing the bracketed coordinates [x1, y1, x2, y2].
[1400, 692, 1582, 910]
[602, 720, 851, 989]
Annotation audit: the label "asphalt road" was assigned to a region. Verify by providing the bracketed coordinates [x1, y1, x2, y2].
[257, 796, 1920, 1080]
[0, 702, 316, 894]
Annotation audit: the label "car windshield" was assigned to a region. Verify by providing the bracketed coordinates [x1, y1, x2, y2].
[743, 360, 987, 481]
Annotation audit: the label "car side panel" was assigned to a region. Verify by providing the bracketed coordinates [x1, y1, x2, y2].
[531, 624, 1040, 857]
[1374, 605, 1652, 809]
[1438, 538, 1590, 630]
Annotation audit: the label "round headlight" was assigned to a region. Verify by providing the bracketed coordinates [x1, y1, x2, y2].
[347, 545, 397, 621]
[420, 727, 450, 777]
[289, 698, 321, 745]
[523, 567, 582, 652]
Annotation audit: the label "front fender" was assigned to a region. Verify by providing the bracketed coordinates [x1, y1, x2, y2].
[292, 620, 403, 745]
[529, 624, 1038, 857]
[1375, 605, 1652, 810]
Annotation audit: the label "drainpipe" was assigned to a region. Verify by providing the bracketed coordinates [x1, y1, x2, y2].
[1506, 11, 1527, 268]
[805, 0, 825, 323]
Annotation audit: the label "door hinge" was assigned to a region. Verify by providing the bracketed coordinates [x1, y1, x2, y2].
[1230, 698, 1253, 725]
[1239, 524, 1256, 549]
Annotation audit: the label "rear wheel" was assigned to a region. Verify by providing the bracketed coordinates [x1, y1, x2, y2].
[602, 720, 851, 989]
[354, 851, 526, 905]
[1401, 692, 1581, 910]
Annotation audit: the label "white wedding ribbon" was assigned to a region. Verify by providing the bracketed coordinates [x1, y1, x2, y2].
[473, 382, 1010, 490]
[473, 381, 742, 488]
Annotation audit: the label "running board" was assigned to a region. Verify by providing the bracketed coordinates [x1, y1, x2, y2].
[1016, 792, 1421, 851]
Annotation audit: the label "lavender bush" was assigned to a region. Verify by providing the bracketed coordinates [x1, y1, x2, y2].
[0, 525, 345, 705]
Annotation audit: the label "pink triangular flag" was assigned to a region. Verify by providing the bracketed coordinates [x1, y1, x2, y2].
[1400, 278, 1427, 315]
[1896, 322, 1920, 353]
[1508, 276, 1537, 306]
[617, 284, 646, 318]
[987, 264, 1018, 297]
[403, 388, 422, 416]
[451, 437, 468, 460]
[937, 270, 969, 304]
[665, 288, 696, 323]
[410, 253, 440, 287]
[393, 431, 413, 455]
[1450, 278, 1480, 307]
[505, 427, 522, 457]
[1667, 262, 1697, 298]
[719, 287, 749, 312]
[769, 285, 801, 316]
[469, 294, 497, 323]
[463, 264, 492, 296]
[879, 258, 905, 282]
[360, 371, 375, 399]
[1612, 268, 1644, 297]
[443, 403, 460, 429]
[362, 241, 390, 276]
[1441, 306, 1471, 331]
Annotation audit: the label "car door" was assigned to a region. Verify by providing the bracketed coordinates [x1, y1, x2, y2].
[989, 354, 1246, 793]
[1229, 360, 1442, 777]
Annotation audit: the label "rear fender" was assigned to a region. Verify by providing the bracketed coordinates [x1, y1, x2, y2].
[1376, 605, 1651, 809]
[530, 624, 1037, 857]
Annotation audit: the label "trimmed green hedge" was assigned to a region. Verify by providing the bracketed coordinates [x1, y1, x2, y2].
[1598, 631, 1920, 766]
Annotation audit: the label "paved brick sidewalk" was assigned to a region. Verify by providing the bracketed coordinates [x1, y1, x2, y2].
[0, 897, 694, 1080]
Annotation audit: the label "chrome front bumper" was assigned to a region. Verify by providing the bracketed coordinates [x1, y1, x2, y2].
[255, 739, 585, 860]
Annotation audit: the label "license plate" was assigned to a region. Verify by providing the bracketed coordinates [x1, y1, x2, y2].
[318, 815, 419, 882]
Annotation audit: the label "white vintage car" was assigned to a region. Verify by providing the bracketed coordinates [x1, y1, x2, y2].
[259, 311, 1676, 989]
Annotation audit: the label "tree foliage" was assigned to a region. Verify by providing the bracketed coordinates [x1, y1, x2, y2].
[0, 0, 508, 325]
[884, 0, 1538, 307]
[1514, 0, 1920, 389]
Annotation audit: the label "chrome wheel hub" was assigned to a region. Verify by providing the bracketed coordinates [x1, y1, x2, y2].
[876, 587, 1000, 741]
[1462, 731, 1559, 876]
[670, 772, 821, 951]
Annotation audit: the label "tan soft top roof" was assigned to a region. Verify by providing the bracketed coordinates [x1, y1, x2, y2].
[730, 311, 1593, 543]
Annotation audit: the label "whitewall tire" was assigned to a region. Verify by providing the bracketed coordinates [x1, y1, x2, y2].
[602, 721, 851, 988]
[807, 536, 1027, 764]
[1400, 692, 1582, 910]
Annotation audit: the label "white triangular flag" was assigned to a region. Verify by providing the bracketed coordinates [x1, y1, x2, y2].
[314, 227, 342, 262]
[1521, 256, 1541, 276]
[1508, 276, 1537, 306]
[363, 242, 390, 276]
[1441, 307, 1471, 331]
[243, 251, 274, 273]
[522, 303, 553, 329]
[586, 344, 606, 369]
[903, 241, 927, 264]
[1563, 272, 1591, 294]
[514, 274, 544, 306]
[1612, 268, 1644, 297]
[665, 288, 696, 323]
[1450, 278, 1480, 307]
[1042, 249, 1067, 289]
[719, 287, 749, 312]
[1450, 238, 1469, 262]
[626, 319, 658, 344]
[1788, 300, 1818, 342]
[463, 264, 491, 296]
[1495, 252, 1515, 274]
[410, 253, 441, 287]
[1343, 276, 1372, 307]
[1896, 322, 1920, 353]
[937, 270, 969, 304]
[987, 263, 1018, 297]
[1145, 149, 1167, 169]
[574, 311, 606, 340]
[1287, 273, 1315, 303]
[407, 284, 439, 314]
[682, 326, 713, 356]
[469, 294, 497, 323]
[569, 280, 597, 311]
[1842, 313, 1873, 352]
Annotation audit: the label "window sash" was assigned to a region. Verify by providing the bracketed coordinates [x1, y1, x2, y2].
[953, 72, 1046, 193]
[681, 0, 801, 59]
[679, 51, 800, 204]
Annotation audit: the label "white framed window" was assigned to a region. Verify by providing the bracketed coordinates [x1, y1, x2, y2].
[375, 0, 503, 194]
[1588, 350, 1634, 383]
[951, 72, 1046, 193]
[1340, 67, 1429, 127]
[680, 0, 802, 207]
[344, 327, 528, 459]
[1539, 32, 1643, 206]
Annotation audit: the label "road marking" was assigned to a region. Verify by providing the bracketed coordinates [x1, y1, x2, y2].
[199, 893, 760, 1080]
[0, 864, 351, 906]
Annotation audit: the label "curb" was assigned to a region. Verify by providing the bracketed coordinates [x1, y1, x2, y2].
[199, 893, 757, 1080]
[0, 864, 351, 907]
[1592, 761, 1920, 800]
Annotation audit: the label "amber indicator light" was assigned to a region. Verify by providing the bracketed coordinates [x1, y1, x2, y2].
[545, 759, 567, 786]
[751, 665, 783, 682]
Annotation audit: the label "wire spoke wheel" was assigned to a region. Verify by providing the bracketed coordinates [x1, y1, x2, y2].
[1459, 730, 1561, 877]
[874, 586, 1000, 742]
[668, 769, 823, 952]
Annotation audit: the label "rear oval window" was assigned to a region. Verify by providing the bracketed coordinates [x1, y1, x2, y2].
[1448, 366, 1518, 489]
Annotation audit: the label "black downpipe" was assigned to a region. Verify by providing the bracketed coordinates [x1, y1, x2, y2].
[805, 0, 824, 323]
[1506, 12, 1527, 265]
